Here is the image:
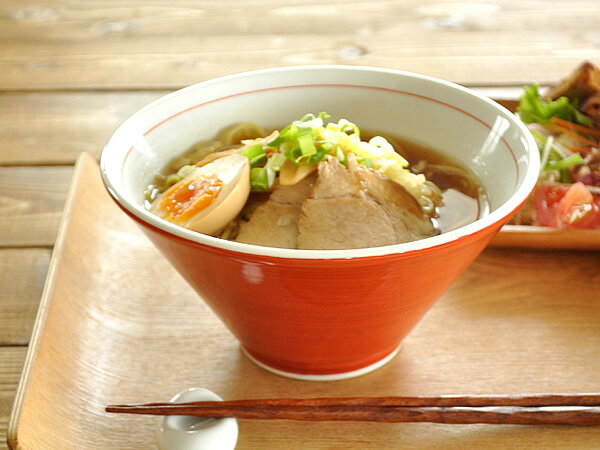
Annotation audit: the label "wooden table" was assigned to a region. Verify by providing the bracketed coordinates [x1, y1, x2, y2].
[1, 1, 599, 448]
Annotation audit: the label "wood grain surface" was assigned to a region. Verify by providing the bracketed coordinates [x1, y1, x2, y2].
[8, 155, 600, 449]
[0, 92, 167, 165]
[491, 225, 600, 250]
[0, 166, 72, 247]
[1, 1, 600, 449]
[0, 250, 50, 345]
[0, 349, 26, 450]
[0, 0, 599, 89]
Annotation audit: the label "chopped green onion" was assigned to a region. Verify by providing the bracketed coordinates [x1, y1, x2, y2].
[284, 124, 299, 137]
[250, 167, 269, 190]
[529, 128, 546, 146]
[265, 152, 287, 171]
[336, 147, 347, 165]
[297, 133, 316, 156]
[358, 157, 373, 168]
[545, 153, 585, 170]
[320, 142, 334, 152]
[268, 124, 292, 148]
[539, 135, 554, 173]
[286, 146, 312, 165]
[300, 113, 316, 122]
[338, 119, 360, 136]
[242, 144, 266, 167]
[254, 112, 422, 193]
[268, 136, 282, 148]
[309, 147, 328, 165]
[266, 167, 276, 188]
[560, 168, 574, 184]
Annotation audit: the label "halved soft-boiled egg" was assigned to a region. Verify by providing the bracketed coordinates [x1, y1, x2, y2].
[151, 154, 250, 235]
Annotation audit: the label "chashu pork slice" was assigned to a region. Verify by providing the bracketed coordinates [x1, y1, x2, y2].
[235, 174, 315, 248]
[297, 158, 396, 250]
[297, 195, 397, 250]
[350, 157, 437, 243]
[297, 156, 436, 250]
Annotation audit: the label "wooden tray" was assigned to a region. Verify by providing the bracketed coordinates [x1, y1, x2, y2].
[493, 224, 600, 250]
[491, 172, 600, 248]
[484, 93, 600, 251]
[8, 153, 600, 449]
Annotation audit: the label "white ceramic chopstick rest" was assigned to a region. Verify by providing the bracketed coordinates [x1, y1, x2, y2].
[157, 388, 239, 450]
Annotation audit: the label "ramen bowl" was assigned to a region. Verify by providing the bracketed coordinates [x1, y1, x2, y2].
[100, 66, 539, 380]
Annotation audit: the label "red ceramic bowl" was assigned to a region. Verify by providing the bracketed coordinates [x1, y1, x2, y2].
[101, 66, 539, 380]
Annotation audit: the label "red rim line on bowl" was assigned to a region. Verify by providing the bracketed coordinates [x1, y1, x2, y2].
[122, 83, 520, 189]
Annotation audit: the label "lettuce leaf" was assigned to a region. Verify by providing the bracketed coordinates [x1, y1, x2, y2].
[517, 84, 593, 126]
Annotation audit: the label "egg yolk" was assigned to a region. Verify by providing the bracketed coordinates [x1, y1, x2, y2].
[159, 175, 223, 223]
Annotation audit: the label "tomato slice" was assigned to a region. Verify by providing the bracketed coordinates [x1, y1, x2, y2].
[534, 182, 600, 229]
[534, 184, 565, 228]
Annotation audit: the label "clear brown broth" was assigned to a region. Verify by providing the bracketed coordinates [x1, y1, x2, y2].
[150, 127, 488, 235]
[364, 130, 488, 232]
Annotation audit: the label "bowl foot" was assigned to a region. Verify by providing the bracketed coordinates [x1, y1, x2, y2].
[241, 345, 402, 381]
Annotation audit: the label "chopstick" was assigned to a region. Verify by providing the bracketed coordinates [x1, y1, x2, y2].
[106, 394, 600, 426]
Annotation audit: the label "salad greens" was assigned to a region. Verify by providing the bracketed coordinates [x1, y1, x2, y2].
[518, 86, 596, 184]
[513, 75, 600, 229]
[517, 84, 593, 127]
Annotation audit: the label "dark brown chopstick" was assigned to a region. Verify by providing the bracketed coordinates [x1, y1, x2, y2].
[106, 394, 600, 426]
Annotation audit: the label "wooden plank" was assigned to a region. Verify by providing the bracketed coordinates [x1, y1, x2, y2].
[0, 89, 519, 166]
[0, 347, 27, 450]
[0, 166, 72, 246]
[0, 1, 599, 89]
[0, 249, 50, 346]
[8, 155, 600, 449]
[0, 92, 167, 165]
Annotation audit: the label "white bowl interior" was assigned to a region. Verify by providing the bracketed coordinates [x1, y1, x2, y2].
[101, 66, 538, 258]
